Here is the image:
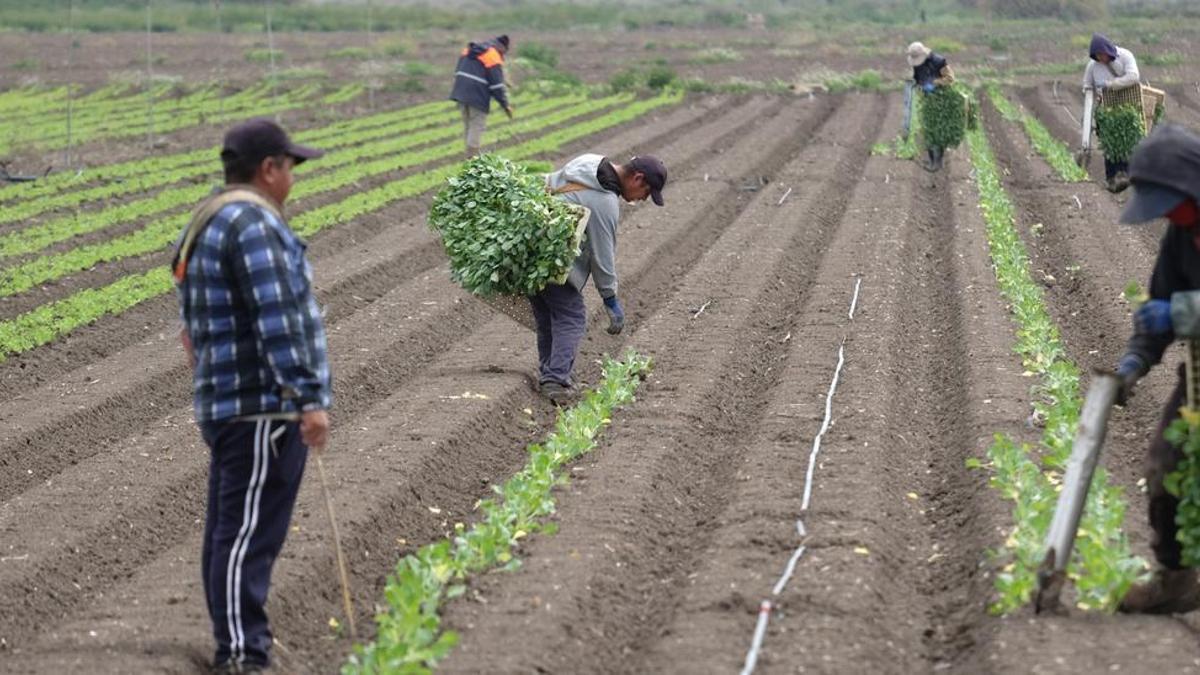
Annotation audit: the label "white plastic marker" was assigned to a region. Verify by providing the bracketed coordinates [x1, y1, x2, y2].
[739, 276, 861, 675]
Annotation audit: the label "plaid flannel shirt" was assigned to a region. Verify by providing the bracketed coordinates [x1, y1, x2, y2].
[176, 200, 331, 423]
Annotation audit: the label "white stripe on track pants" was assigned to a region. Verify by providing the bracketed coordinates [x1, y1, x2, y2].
[200, 418, 308, 669]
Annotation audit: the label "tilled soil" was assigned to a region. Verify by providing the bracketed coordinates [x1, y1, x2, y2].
[7, 82, 1200, 675]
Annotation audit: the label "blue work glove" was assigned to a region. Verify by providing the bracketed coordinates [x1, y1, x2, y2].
[1134, 299, 1172, 335]
[603, 296, 625, 335]
[1114, 353, 1148, 406]
[922, 82, 935, 93]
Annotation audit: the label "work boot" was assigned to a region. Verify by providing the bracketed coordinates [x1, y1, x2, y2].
[1118, 568, 1200, 614]
[1106, 175, 1119, 193]
[1112, 171, 1131, 193]
[539, 381, 576, 407]
[922, 147, 938, 172]
[931, 146, 944, 171]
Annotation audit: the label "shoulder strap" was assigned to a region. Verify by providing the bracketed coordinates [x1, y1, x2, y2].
[171, 185, 283, 283]
[550, 181, 591, 196]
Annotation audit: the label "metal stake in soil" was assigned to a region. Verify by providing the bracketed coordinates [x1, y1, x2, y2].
[314, 443, 358, 641]
[1034, 370, 1121, 613]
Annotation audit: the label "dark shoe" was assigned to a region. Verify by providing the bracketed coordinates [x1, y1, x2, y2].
[539, 381, 576, 406]
[930, 146, 944, 171]
[1119, 568, 1200, 614]
[213, 661, 265, 674]
[1112, 171, 1131, 193]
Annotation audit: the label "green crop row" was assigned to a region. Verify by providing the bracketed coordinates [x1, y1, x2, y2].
[0, 95, 618, 294]
[985, 85, 1088, 182]
[0, 96, 576, 259]
[872, 89, 921, 160]
[0, 90, 681, 361]
[964, 105, 1146, 614]
[0, 81, 351, 157]
[342, 351, 652, 674]
[0, 95, 461, 208]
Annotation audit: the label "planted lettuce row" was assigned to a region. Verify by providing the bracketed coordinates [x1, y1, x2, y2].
[965, 99, 1145, 613]
[0, 90, 681, 361]
[0, 94, 455, 207]
[0, 94, 629, 295]
[985, 84, 1088, 183]
[0, 95, 578, 259]
[343, 352, 652, 675]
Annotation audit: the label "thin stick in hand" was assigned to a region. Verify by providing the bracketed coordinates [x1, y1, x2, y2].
[315, 449, 358, 641]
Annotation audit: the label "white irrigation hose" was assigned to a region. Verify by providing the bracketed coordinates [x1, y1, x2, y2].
[739, 601, 773, 675]
[739, 276, 861, 675]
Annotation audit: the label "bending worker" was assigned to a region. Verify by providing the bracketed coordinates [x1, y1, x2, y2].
[449, 34, 514, 158]
[1113, 124, 1200, 614]
[531, 154, 667, 404]
[906, 41, 956, 172]
[1082, 32, 1141, 193]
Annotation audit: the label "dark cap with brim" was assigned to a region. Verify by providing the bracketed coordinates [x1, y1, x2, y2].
[1120, 181, 1190, 224]
[221, 118, 323, 169]
[629, 155, 667, 206]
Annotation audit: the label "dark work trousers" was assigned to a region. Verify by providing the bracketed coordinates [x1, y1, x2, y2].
[528, 282, 587, 386]
[200, 418, 308, 668]
[1104, 157, 1130, 180]
[1148, 365, 1187, 569]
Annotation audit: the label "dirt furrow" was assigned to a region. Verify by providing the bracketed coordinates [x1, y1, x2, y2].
[0, 95, 712, 394]
[0, 95, 826, 671]
[982, 93, 1169, 513]
[437, 92, 885, 675]
[982, 88, 1200, 673]
[0, 97, 728, 507]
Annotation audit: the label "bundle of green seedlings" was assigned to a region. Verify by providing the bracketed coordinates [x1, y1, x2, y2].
[1095, 103, 1145, 164]
[965, 104, 1145, 613]
[429, 154, 586, 297]
[920, 84, 970, 149]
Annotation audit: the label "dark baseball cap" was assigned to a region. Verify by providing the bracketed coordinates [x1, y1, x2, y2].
[629, 155, 667, 206]
[221, 118, 323, 169]
[1120, 182, 1189, 224]
[1120, 124, 1200, 223]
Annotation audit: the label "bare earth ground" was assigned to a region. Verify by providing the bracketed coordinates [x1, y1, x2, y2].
[3, 27, 1200, 675]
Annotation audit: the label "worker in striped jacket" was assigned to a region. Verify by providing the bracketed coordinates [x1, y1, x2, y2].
[449, 35, 514, 158]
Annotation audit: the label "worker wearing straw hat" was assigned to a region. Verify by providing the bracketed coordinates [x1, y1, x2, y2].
[906, 41, 956, 172]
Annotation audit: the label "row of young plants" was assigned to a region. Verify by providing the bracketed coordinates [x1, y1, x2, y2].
[0, 82, 197, 154]
[871, 86, 920, 160]
[984, 84, 1088, 182]
[343, 351, 653, 674]
[0, 90, 682, 361]
[0, 95, 626, 295]
[0, 82, 172, 136]
[0, 95, 578, 259]
[0, 81, 358, 157]
[965, 101, 1146, 613]
[0, 93, 471, 210]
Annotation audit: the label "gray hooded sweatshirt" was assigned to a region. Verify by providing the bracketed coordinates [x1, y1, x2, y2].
[545, 154, 621, 299]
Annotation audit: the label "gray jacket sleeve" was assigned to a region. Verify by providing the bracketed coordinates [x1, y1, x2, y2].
[586, 207, 618, 299]
[1109, 50, 1140, 90]
[1172, 291, 1200, 339]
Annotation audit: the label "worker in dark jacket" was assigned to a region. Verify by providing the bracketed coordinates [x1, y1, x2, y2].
[1113, 124, 1200, 614]
[907, 41, 956, 172]
[449, 35, 514, 158]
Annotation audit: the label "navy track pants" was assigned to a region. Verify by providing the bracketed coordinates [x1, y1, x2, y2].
[529, 282, 587, 386]
[200, 418, 307, 668]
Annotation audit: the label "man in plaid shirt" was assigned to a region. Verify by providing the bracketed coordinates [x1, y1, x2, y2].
[173, 118, 330, 673]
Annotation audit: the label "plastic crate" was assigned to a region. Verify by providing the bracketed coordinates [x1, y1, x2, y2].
[1100, 83, 1166, 132]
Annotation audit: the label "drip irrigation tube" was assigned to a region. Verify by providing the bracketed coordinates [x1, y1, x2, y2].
[739, 276, 861, 675]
